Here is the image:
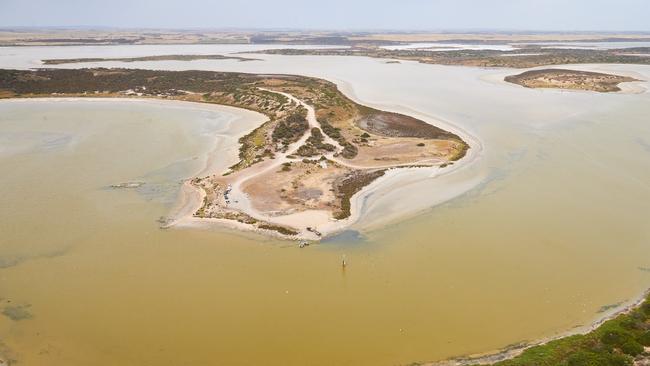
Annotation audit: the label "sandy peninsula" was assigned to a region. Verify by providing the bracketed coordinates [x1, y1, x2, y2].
[0, 67, 474, 240]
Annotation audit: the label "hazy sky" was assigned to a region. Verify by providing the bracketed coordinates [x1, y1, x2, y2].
[1, 0, 649, 31]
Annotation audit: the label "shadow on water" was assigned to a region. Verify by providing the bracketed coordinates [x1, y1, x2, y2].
[321, 230, 367, 246]
[134, 181, 184, 205]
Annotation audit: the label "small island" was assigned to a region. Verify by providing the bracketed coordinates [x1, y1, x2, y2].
[505, 69, 640, 92]
[0, 68, 469, 240]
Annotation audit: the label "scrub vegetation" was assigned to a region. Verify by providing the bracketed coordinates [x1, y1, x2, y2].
[505, 69, 639, 93]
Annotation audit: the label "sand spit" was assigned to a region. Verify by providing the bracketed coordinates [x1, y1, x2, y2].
[165, 88, 482, 240]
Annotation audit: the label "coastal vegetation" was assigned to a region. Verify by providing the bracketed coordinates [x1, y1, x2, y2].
[333, 169, 386, 220]
[296, 128, 336, 157]
[254, 46, 650, 69]
[505, 69, 639, 92]
[271, 107, 309, 149]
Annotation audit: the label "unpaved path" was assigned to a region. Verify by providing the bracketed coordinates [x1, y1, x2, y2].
[204, 89, 450, 240]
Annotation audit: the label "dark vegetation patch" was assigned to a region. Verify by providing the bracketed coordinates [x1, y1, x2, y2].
[318, 118, 358, 159]
[357, 109, 460, 140]
[280, 162, 292, 172]
[297, 128, 336, 157]
[272, 107, 309, 147]
[257, 224, 299, 236]
[333, 170, 386, 220]
[507, 68, 625, 80]
[0, 68, 261, 95]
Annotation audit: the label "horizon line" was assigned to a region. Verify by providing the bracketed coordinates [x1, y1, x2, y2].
[2, 26, 650, 34]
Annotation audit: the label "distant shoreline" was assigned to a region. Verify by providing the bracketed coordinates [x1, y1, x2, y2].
[3, 29, 650, 47]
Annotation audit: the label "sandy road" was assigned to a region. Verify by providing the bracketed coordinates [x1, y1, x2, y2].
[224, 89, 336, 239]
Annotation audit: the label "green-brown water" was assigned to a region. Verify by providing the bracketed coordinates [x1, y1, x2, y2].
[0, 49, 650, 366]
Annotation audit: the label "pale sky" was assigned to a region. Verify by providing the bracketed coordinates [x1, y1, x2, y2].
[1, 0, 649, 31]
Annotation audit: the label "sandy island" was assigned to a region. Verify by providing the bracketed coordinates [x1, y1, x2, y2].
[505, 68, 642, 92]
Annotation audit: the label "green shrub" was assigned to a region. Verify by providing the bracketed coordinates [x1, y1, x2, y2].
[638, 331, 650, 346]
[641, 303, 650, 316]
[620, 340, 643, 356]
[601, 329, 631, 347]
[567, 351, 629, 366]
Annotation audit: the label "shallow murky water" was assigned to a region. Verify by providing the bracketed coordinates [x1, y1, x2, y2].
[0, 47, 650, 366]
